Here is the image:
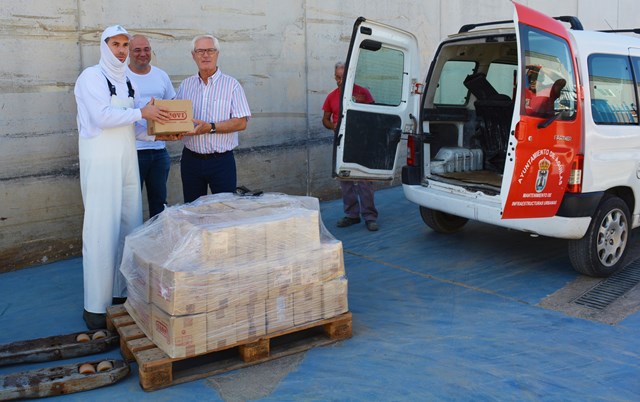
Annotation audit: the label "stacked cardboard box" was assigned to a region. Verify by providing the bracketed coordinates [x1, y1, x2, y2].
[120, 193, 348, 358]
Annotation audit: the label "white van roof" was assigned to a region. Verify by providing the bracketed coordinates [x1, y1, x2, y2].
[570, 29, 640, 55]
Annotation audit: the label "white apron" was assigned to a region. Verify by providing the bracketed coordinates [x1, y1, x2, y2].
[79, 94, 143, 314]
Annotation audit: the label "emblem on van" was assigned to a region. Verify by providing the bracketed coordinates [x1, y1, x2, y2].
[554, 135, 572, 141]
[535, 158, 551, 192]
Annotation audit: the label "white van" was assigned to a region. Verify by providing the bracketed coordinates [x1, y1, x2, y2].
[333, 3, 640, 277]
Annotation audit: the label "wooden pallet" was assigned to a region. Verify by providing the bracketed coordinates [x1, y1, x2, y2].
[106, 305, 352, 391]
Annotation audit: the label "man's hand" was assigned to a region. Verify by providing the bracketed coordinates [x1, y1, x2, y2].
[187, 119, 212, 135]
[141, 97, 170, 123]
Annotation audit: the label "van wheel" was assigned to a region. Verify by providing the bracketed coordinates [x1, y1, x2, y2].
[568, 195, 630, 277]
[419, 206, 468, 234]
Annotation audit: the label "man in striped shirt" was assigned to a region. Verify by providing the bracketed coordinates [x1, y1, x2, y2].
[176, 34, 251, 203]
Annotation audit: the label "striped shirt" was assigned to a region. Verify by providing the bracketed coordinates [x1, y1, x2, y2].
[176, 69, 251, 154]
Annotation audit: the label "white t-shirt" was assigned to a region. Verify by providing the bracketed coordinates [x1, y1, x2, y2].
[127, 65, 177, 150]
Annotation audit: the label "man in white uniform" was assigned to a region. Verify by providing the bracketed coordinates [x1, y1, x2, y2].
[74, 25, 170, 330]
[127, 35, 176, 218]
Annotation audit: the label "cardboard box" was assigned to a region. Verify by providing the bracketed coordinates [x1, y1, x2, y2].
[128, 251, 150, 302]
[267, 258, 296, 298]
[234, 221, 267, 265]
[319, 239, 345, 282]
[266, 294, 294, 333]
[295, 253, 323, 286]
[206, 307, 237, 351]
[264, 213, 297, 259]
[207, 267, 238, 312]
[235, 298, 266, 342]
[322, 277, 349, 319]
[236, 261, 268, 302]
[152, 306, 207, 358]
[150, 264, 208, 316]
[293, 284, 323, 326]
[124, 294, 153, 339]
[147, 99, 193, 135]
[293, 209, 321, 249]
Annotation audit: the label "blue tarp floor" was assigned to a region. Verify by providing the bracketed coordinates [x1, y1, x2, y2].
[1, 186, 639, 401]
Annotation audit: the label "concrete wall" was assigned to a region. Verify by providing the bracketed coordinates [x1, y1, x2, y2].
[1, 0, 638, 271]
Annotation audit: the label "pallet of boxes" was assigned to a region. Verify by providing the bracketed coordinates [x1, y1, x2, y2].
[110, 193, 351, 391]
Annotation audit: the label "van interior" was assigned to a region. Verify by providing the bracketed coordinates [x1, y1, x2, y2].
[422, 36, 518, 193]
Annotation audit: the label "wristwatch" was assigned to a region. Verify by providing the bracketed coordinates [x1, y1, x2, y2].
[209, 122, 216, 133]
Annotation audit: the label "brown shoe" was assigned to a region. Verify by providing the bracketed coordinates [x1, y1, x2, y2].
[366, 221, 379, 231]
[337, 216, 361, 227]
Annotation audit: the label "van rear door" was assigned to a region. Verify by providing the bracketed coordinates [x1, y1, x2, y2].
[501, 3, 582, 219]
[333, 18, 421, 181]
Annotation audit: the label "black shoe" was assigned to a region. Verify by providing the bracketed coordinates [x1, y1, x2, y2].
[337, 216, 361, 228]
[366, 221, 379, 231]
[112, 297, 127, 305]
[83, 310, 106, 330]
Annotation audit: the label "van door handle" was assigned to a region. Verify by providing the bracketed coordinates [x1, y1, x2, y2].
[515, 122, 526, 142]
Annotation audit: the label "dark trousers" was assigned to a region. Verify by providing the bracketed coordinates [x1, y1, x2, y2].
[137, 148, 170, 218]
[340, 180, 378, 222]
[180, 147, 237, 203]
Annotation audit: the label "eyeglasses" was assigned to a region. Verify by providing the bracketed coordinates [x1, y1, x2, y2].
[194, 48, 217, 56]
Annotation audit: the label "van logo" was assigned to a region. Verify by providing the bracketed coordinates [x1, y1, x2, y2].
[554, 135, 572, 141]
[168, 111, 187, 120]
[535, 158, 551, 193]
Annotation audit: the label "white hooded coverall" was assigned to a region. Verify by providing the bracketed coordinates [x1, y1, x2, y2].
[74, 25, 144, 314]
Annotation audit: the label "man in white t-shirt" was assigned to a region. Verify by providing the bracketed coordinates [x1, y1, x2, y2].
[127, 34, 176, 218]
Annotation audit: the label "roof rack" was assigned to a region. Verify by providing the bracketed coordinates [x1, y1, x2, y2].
[458, 20, 512, 34]
[598, 28, 640, 34]
[553, 16, 584, 31]
[458, 15, 584, 34]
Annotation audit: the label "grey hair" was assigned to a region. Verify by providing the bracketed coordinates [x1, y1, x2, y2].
[335, 61, 345, 70]
[191, 34, 220, 53]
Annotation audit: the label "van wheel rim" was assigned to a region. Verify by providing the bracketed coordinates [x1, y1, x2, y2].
[596, 209, 627, 267]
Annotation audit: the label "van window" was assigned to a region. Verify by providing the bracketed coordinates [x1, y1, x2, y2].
[434, 60, 476, 105]
[486, 62, 517, 99]
[354, 46, 404, 106]
[633, 56, 640, 123]
[588, 54, 639, 125]
[520, 26, 577, 120]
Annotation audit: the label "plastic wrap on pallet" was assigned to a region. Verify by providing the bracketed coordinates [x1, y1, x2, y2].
[120, 193, 348, 358]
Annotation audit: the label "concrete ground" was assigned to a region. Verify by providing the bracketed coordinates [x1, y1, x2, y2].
[1, 186, 640, 401]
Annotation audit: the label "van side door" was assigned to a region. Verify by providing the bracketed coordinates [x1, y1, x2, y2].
[501, 3, 582, 219]
[333, 18, 421, 181]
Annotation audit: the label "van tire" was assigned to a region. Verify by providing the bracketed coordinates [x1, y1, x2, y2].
[568, 195, 630, 277]
[420, 207, 468, 234]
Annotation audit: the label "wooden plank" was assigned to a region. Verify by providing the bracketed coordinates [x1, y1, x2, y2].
[107, 306, 353, 392]
[324, 312, 353, 339]
[106, 305, 128, 331]
[238, 338, 269, 362]
[136, 349, 173, 391]
[127, 337, 157, 354]
[112, 314, 135, 328]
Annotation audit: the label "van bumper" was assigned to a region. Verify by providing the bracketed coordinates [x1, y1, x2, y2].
[402, 183, 591, 239]
[556, 192, 603, 217]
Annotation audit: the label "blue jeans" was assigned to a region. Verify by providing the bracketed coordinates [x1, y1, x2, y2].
[180, 147, 237, 203]
[137, 149, 170, 218]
